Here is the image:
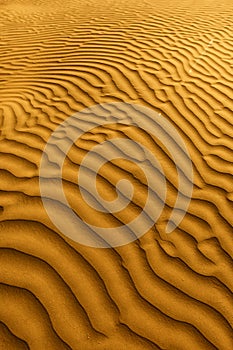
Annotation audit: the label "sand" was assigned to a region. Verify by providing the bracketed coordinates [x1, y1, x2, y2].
[0, 0, 233, 349]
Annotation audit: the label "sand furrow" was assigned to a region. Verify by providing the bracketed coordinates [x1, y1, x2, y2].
[0, 321, 30, 350]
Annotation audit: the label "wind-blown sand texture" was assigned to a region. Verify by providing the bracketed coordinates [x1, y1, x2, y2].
[0, 0, 233, 349]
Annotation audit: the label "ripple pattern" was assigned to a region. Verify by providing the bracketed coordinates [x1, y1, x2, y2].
[0, 0, 233, 349]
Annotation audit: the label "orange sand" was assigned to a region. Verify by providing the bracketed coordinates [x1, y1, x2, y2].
[0, 0, 233, 349]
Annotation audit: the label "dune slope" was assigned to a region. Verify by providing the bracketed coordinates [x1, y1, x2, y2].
[0, 0, 233, 349]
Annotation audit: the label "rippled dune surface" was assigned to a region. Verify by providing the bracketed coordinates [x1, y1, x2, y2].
[0, 0, 233, 349]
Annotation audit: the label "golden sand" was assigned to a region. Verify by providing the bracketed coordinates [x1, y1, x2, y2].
[0, 0, 233, 349]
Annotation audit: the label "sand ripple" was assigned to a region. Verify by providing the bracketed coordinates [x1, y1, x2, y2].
[0, 0, 233, 349]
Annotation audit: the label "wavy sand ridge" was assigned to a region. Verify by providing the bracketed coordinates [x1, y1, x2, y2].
[0, 0, 233, 349]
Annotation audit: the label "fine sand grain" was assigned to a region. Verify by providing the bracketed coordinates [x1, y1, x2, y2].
[0, 0, 233, 349]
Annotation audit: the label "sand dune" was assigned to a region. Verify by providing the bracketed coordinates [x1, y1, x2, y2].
[0, 0, 233, 349]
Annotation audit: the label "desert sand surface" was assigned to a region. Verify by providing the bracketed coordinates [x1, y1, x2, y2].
[0, 0, 233, 349]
